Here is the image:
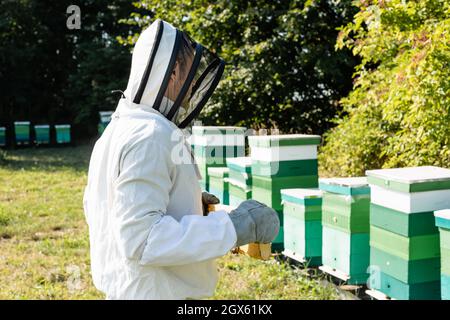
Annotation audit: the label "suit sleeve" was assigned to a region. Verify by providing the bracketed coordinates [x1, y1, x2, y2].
[112, 139, 237, 267]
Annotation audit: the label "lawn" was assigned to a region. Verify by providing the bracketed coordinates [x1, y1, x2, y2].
[0, 144, 340, 300]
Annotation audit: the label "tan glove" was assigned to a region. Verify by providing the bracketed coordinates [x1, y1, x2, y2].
[202, 192, 220, 216]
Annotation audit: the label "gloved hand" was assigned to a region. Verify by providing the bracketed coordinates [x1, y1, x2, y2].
[202, 192, 220, 216]
[228, 200, 280, 247]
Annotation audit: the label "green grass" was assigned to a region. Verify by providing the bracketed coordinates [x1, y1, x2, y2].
[0, 144, 339, 300]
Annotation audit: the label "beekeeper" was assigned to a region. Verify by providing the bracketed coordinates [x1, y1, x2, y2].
[83, 19, 279, 300]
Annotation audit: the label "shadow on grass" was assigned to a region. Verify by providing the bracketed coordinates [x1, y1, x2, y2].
[1, 143, 94, 172]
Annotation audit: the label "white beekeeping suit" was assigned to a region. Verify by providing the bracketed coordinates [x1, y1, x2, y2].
[83, 19, 279, 300]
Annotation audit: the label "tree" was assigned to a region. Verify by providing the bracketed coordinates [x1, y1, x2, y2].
[319, 0, 450, 176]
[120, 0, 358, 134]
[0, 0, 142, 141]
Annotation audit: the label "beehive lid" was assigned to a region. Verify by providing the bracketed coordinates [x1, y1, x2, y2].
[99, 111, 114, 122]
[435, 209, 450, 230]
[14, 121, 30, 125]
[226, 157, 252, 173]
[34, 125, 50, 128]
[248, 134, 321, 148]
[319, 177, 370, 195]
[281, 188, 322, 206]
[366, 166, 450, 193]
[207, 167, 229, 178]
[55, 124, 71, 129]
[192, 126, 246, 136]
[0, 127, 5, 131]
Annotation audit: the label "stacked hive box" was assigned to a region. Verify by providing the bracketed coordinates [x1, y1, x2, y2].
[14, 121, 31, 145]
[319, 177, 370, 284]
[191, 126, 246, 191]
[248, 134, 321, 252]
[0, 127, 5, 146]
[281, 188, 323, 266]
[34, 125, 50, 145]
[434, 209, 450, 300]
[366, 166, 450, 300]
[98, 111, 114, 135]
[55, 125, 71, 144]
[226, 157, 252, 207]
[207, 167, 230, 205]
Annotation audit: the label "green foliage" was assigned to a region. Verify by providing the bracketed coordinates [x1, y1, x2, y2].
[320, 0, 450, 176]
[121, 0, 358, 134]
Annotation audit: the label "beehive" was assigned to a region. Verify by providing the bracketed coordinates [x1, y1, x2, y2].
[34, 125, 50, 145]
[249, 134, 321, 252]
[226, 157, 252, 207]
[191, 126, 246, 191]
[207, 167, 229, 205]
[434, 209, 450, 300]
[366, 166, 450, 300]
[281, 188, 322, 266]
[14, 121, 31, 145]
[319, 177, 370, 284]
[0, 127, 6, 146]
[98, 111, 114, 135]
[55, 125, 71, 144]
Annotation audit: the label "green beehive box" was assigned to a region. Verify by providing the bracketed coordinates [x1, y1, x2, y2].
[55, 125, 71, 144]
[366, 166, 450, 214]
[319, 177, 370, 234]
[229, 170, 252, 186]
[227, 157, 252, 186]
[98, 111, 114, 135]
[192, 126, 247, 136]
[253, 174, 318, 191]
[197, 162, 227, 191]
[252, 175, 318, 212]
[251, 159, 318, 177]
[281, 189, 322, 266]
[367, 166, 450, 193]
[283, 202, 322, 221]
[321, 225, 370, 284]
[14, 121, 31, 145]
[194, 145, 245, 165]
[0, 127, 6, 146]
[366, 167, 450, 300]
[192, 126, 246, 192]
[207, 167, 229, 205]
[371, 203, 438, 237]
[248, 134, 321, 148]
[322, 193, 370, 234]
[370, 225, 440, 261]
[34, 125, 50, 145]
[370, 247, 440, 284]
[226, 157, 252, 174]
[249, 134, 320, 177]
[368, 271, 441, 300]
[227, 179, 252, 208]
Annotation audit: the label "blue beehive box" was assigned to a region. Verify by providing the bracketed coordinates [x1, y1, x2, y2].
[34, 125, 50, 145]
[0, 127, 6, 146]
[55, 125, 71, 144]
[281, 188, 323, 266]
[435, 209, 450, 300]
[14, 121, 31, 145]
[319, 177, 371, 284]
[98, 111, 114, 135]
